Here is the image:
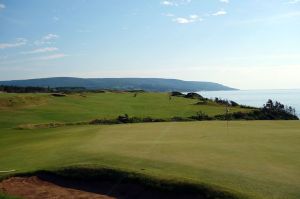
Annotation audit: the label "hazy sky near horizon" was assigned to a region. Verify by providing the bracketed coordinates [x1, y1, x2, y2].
[0, 0, 300, 89]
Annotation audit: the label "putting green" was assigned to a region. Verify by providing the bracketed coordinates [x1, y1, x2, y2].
[1, 121, 299, 199]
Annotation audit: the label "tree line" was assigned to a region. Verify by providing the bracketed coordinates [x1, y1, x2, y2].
[0, 85, 88, 93]
[0, 85, 52, 93]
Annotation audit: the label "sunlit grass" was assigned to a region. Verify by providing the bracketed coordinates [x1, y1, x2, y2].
[1, 121, 299, 199]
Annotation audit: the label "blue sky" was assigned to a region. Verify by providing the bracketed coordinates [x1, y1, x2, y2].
[0, 0, 299, 89]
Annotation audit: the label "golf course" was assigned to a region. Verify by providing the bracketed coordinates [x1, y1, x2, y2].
[0, 92, 299, 199]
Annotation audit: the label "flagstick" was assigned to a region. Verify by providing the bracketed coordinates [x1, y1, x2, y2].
[226, 105, 229, 136]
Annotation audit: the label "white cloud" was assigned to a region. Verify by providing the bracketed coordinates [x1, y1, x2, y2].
[43, 34, 59, 40]
[174, 17, 191, 24]
[34, 34, 59, 46]
[212, 10, 227, 16]
[161, 0, 196, 24]
[0, 3, 5, 9]
[22, 47, 59, 54]
[173, 15, 202, 24]
[35, 53, 67, 60]
[161, 1, 174, 6]
[160, 0, 192, 6]
[0, 53, 67, 65]
[220, 0, 229, 3]
[0, 38, 27, 49]
[190, 14, 199, 19]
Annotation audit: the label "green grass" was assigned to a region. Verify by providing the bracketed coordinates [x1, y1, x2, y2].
[1, 121, 299, 199]
[0, 92, 248, 129]
[0, 92, 298, 199]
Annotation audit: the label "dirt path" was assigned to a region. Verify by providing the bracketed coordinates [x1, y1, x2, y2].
[0, 176, 115, 199]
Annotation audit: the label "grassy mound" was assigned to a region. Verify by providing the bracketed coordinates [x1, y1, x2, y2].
[0, 94, 48, 109]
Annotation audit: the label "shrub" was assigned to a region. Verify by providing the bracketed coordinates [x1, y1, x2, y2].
[230, 101, 239, 107]
[170, 91, 184, 97]
[51, 93, 67, 97]
[190, 111, 213, 121]
[117, 114, 130, 123]
[185, 93, 204, 100]
[214, 98, 230, 106]
[214, 102, 299, 121]
[194, 101, 208, 105]
[240, 105, 255, 109]
[171, 117, 186, 121]
[89, 118, 117, 124]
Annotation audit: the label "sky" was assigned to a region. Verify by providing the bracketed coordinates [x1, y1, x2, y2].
[0, 0, 300, 89]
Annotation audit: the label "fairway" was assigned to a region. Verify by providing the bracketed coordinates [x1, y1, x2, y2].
[0, 92, 248, 129]
[1, 121, 300, 199]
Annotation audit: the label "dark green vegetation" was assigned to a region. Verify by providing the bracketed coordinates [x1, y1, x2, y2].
[215, 99, 299, 120]
[1, 121, 300, 199]
[0, 85, 51, 93]
[0, 77, 236, 91]
[172, 92, 298, 121]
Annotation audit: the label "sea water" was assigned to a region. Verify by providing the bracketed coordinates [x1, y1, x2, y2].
[198, 89, 300, 117]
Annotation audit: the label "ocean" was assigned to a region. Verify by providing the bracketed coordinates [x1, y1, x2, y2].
[198, 89, 300, 117]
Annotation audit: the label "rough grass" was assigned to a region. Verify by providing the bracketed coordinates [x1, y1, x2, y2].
[1, 121, 300, 199]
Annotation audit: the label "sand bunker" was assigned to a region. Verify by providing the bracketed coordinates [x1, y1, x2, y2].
[0, 172, 232, 199]
[0, 176, 114, 199]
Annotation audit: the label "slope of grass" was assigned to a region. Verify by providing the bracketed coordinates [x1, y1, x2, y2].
[1, 121, 299, 199]
[0, 92, 248, 129]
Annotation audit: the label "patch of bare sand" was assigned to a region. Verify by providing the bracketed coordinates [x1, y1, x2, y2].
[0, 176, 114, 199]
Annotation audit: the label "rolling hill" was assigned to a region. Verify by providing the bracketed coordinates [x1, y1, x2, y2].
[0, 77, 236, 92]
